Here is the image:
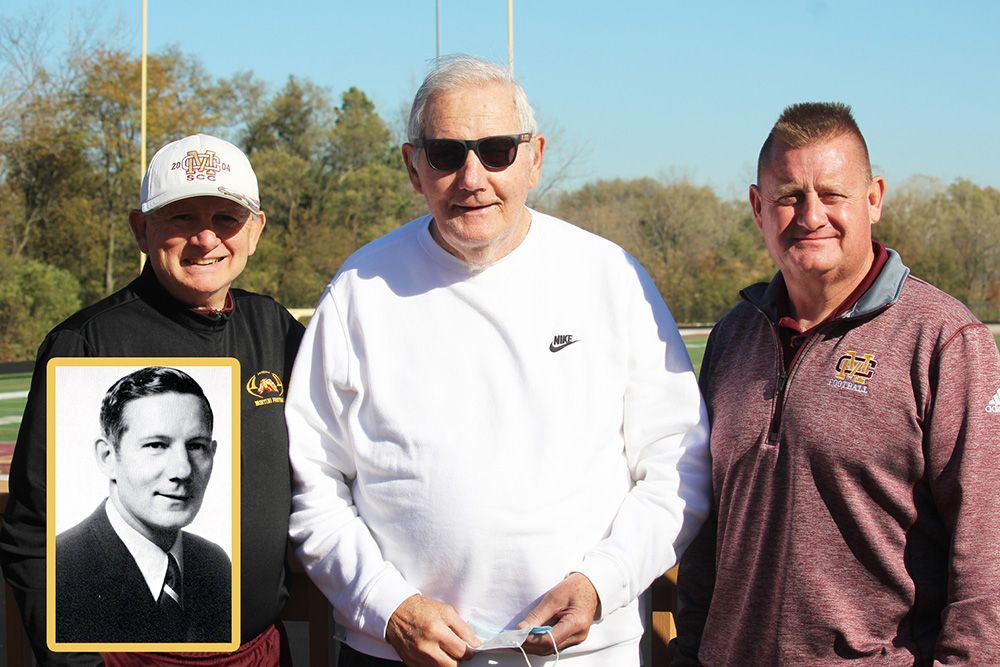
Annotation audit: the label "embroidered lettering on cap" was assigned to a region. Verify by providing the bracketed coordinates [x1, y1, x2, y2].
[179, 149, 230, 182]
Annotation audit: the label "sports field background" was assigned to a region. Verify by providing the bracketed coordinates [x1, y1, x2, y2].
[1, 334, 998, 474]
[0, 337, 706, 448]
[0, 373, 30, 446]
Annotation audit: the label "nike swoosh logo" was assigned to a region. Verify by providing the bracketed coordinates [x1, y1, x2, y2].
[549, 340, 580, 353]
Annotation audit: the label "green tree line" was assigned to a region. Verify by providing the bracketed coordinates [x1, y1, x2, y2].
[1, 39, 997, 361]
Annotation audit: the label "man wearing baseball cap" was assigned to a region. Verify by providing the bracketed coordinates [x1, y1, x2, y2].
[1, 134, 304, 665]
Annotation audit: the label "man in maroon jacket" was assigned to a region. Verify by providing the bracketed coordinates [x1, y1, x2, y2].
[675, 103, 1000, 665]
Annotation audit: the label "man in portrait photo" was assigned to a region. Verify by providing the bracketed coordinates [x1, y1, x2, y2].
[55, 366, 231, 645]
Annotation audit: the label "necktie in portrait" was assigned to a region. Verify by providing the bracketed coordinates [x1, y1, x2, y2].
[158, 553, 187, 638]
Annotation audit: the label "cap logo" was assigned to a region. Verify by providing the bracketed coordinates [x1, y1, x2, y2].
[174, 149, 232, 182]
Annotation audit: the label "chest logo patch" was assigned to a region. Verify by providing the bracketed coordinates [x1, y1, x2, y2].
[987, 388, 1000, 414]
[246, 370, 285, 406]
[829, 351, 878, 394]
[549, 334, 580, 353]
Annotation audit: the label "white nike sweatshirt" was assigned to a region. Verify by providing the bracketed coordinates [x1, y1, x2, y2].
[285, 210, 710, 664]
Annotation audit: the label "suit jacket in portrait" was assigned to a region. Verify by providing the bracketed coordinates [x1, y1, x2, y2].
[55, 501, 231, 644]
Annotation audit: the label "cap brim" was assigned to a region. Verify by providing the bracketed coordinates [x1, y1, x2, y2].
[141, 189, 260, 215]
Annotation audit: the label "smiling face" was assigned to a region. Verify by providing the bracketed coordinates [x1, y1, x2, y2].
[750, 133, 885, 291]
[98, 392, 216, 549]
[401, 82, 544, 267]
[128, 196, 265, 309]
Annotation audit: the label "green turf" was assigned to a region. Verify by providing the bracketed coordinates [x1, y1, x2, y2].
[0, 372, 31, 393]
[0, 372, 30, 442]
[683, 335, 708, 376]
[0, 404, 27, 441]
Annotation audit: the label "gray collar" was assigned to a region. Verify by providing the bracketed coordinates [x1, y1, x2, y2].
[741, 248, 910, 324]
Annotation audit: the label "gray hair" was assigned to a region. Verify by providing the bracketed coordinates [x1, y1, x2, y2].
[406, 55, 538, 142]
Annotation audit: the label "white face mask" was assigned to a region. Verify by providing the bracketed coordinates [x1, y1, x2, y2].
[467, 622, 560, 666]
[468, 622, 533, 651]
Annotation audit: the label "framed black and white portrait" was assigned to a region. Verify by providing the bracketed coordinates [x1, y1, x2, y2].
[46, 358, 241, 653]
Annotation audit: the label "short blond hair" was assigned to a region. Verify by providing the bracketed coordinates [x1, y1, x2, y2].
[757, 102, 871, 182]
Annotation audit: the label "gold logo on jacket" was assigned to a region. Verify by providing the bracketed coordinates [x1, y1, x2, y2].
[829, 351, 878, 394]
[246, 370, 285, 406]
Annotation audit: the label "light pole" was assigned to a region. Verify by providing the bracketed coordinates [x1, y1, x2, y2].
[139, 0, 148, 269]
[507, 0, 514, 75]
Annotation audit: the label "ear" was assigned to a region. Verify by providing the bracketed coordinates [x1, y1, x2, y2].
[95, 438, 118, 481]
[247, 211, 266, 256]
[867, 175, 887, 225]
[401, 144, 424, 195]
[527, 134, 546, 189]
[749, 184, 764, 232]
[128, 210, 150, 254]
[203, 440, 219, 481]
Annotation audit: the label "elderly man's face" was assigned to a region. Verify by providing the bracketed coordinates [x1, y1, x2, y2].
[750, 134, 885, 288]
[98, 392, 216, 547]
[402, 83, 544, 266]
[128, 196, 265, 309]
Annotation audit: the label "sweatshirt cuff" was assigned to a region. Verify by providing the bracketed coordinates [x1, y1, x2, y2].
[357, 565, 422, 639]
[576, 552, 629, 621]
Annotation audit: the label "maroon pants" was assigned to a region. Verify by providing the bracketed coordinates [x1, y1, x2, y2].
[101, 624, 289, 666]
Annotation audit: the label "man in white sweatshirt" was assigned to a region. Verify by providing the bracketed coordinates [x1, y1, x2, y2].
[285, 55, 711, 667]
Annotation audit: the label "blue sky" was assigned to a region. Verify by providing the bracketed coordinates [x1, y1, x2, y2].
[7, 1, 999, 198]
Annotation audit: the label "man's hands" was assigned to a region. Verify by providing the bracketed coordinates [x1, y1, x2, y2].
[386, 594, 478, 667]
[385, 575, 599, 663]
[518, 572, 601, 655]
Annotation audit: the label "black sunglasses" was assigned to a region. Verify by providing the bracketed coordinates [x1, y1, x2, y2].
[412, 133, 532, 172]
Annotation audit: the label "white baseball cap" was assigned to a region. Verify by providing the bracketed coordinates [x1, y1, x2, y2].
[139, 133, 260, 214]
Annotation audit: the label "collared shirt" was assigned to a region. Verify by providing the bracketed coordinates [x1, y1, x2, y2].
[105, 497, 184, 602]
[775, 241, 889, 369]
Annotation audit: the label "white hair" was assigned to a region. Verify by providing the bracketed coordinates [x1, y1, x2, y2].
[406, 54, 538, 142]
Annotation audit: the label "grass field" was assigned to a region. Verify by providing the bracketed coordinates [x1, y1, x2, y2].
[0, 372, 31, 393]
[0, 334, 996, 442]
[0, 372, 31, 442]
[685, 335, 707, 375]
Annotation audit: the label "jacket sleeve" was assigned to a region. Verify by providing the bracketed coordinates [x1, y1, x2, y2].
[574, 258, 712, 618]
[285, 291, 420, 642]
[0, 329, 103, 666]
[928, 323, 1000, 665]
